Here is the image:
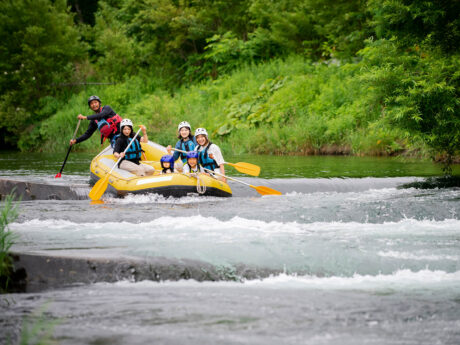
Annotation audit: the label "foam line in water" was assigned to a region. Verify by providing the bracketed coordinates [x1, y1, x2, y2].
[103, 193, 226, 204]
[109, 269, 460, 290]
[378, 251, 460, 261]
[11, 216, 460, 237]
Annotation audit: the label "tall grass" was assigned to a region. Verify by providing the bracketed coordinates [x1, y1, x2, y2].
[18, 303, 60, 345]
[20, 54, 430, 158]
[0, 192, 19, 293]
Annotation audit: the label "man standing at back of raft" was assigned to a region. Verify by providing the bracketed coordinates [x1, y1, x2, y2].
[70, 95, 122, 147]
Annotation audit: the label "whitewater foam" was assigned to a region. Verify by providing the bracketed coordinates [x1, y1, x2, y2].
[378, 251, 460, 261]
[11, 216, 460, 237]
[109, 269, 460, 291]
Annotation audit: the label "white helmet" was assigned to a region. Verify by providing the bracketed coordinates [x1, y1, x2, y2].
[195, 127, 208, 137]
[178, 121, 191, 132]
[120, 118, 133, 128]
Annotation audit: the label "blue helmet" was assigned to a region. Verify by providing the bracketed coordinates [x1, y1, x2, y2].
[160, 155, 175, 170]
[186, 151, 199, 160]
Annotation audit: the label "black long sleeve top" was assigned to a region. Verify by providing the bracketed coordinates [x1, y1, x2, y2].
[76, 105, 119, 143]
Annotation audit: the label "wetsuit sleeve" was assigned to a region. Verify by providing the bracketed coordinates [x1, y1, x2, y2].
[75, 121, 98, 143]
[87, 105, 115, 121]
[113, 137, 125, 154]
[172, 140, 181, 160]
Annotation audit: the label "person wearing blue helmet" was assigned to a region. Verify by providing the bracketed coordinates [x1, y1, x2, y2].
[166, 121, 197, 169]
[160, 155, 175, 174]
[182, 151, 202, 174]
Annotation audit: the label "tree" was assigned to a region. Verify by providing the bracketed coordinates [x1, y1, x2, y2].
[0, 0, 86, 147]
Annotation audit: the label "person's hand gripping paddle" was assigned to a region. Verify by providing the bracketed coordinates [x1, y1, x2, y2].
[89, 128, 142, 201]
[171, 148, 260, 176]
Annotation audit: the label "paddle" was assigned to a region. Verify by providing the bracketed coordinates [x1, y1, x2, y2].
[89, 128, 142, 201]
[171, 148, 260, 176]
[55, 119, 81, 178]
[202, 167, 282, 196]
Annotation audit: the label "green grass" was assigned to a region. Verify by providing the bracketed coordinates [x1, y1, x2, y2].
[17, 54, 436, 159]
[0, 192, 19, 293]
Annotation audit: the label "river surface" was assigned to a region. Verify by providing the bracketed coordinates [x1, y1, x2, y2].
[1, 152, 459, 345]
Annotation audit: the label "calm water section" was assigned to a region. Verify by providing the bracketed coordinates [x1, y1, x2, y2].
[0, 151, 458, 178]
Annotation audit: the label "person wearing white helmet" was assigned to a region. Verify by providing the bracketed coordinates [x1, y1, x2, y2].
[194, 127, 226, 183]
[70, 95, 122, 147]
[166, 121, 197, 169]
[112, 119, 155, 176]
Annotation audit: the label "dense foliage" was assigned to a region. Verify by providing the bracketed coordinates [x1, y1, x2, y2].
[0, 0, 86, 148]
[1, 0, 459, 169]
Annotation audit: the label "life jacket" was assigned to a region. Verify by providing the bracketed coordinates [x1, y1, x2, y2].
[198, 142, 219, 171]
[185, 163, 201, 173]
[95, 112, 122, 144]
[124, 137, 143, 161]
[161, 168, 174, 174]
[178, 138, 196, 162]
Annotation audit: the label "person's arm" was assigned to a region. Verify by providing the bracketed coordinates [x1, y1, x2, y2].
[182, 164, 190, 174]
[113, 138, 125, 159]
[139, 125, 148, 143]
[209, 144, 226, 183]
[167, 141, 181, 160]
[85, 105, 115, 121]
[219, 164, 226, 183]
[72, 121, 97, 144]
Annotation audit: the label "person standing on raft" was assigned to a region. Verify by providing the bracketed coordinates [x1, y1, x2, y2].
[113, 119, 155, 176]
[69, 95, 122, 147]
[194, 128, 226, 183]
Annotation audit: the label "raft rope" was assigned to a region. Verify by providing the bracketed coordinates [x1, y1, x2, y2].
[196, 173, 206, 195]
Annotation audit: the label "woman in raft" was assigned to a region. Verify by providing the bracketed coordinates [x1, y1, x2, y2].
[113, 119, 155, 176]
[194, 128, 226, 183]
[167, 121, 196, 171]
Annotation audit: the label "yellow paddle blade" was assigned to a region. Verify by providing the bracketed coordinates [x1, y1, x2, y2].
[88, 175, 110, 201]
[226, 162, 261, 176]
[250, 185, 282, 196]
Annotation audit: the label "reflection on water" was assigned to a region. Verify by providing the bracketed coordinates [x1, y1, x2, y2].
[0, 151, 458, 179]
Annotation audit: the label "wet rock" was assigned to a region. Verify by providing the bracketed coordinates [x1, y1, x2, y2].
[0, 178, 88, 201]
[11, 253, 281, 292]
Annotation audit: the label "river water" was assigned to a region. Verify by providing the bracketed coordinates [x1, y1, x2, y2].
[1, 152, 459, 344]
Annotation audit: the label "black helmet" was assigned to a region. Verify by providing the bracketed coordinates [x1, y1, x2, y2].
[87, 95, 101, 107]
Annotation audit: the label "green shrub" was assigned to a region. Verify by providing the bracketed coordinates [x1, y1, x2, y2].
[0, 192, 20, 293]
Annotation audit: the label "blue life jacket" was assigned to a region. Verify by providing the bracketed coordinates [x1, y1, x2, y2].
[111, 134, 119, 148]
[177, 138, 196, 163]
[95, 113, 122, 144]
[125, 137, 142, 161]
[198, 142, 219, 171]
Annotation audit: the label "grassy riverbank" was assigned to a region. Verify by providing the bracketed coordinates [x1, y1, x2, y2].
[18, 53, 436, 159]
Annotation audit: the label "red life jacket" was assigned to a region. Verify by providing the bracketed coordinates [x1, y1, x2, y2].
[95, 114, 122, 142]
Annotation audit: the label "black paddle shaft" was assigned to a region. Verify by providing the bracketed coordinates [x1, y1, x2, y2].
[58, 145, 73, 175]
[56, 119, 81, 176]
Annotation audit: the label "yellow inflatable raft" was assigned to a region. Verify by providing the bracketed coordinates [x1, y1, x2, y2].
[90, 141, 232, 197]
